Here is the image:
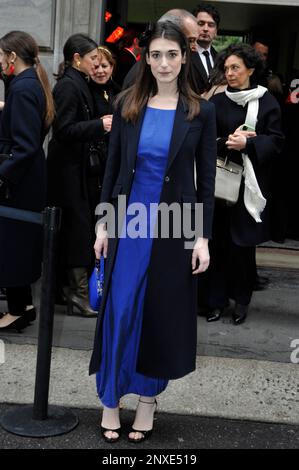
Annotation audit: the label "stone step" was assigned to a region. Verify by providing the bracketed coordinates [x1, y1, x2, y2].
[257, 247, 299, 269]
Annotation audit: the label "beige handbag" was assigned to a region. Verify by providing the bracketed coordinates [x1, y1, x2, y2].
[215, 157, 243, 204]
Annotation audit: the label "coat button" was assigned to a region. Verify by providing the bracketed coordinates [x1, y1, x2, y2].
[132, 169, 135, 174]
[165, 176, 170, 183]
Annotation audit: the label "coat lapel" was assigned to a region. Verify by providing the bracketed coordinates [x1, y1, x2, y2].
[66, 67, 95, 115]
[126, 105, 147, 169]
[165, 98, 191, 173]
[191, 52, 209, 82]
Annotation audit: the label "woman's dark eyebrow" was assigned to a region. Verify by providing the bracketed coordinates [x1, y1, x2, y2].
[150, 49, 179, 53]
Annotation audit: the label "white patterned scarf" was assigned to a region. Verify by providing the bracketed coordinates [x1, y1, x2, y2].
[225, 85, 268, 222]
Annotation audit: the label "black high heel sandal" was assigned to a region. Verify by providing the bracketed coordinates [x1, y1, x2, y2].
[128, 399, 158, 444]
[101, 426, 122, 443]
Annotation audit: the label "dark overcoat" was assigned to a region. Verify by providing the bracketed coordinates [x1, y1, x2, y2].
[210, 90, 284, 246]
[47, 67, 105, 268]
[89, 97, 217, 379]
[0, 68, 47, 287]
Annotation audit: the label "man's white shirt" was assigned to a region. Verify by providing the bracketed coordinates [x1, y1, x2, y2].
[197, 46, 214, 76]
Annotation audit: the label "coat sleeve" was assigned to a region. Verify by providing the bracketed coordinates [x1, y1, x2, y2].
[0, 88, 43, 185]
[245, 95, 284, 167]
[195, 102, 217, 239]
[53, 80, 105, 143]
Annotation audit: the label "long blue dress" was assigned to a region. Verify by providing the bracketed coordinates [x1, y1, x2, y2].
[96, 107, 176, 408]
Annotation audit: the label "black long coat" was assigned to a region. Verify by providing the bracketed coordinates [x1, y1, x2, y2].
[0, 68, 47, 287]
[88, 79, 121, 192]
[210, 90, 284, 246]
[89, 97, 217, 379]
[47, 67, 105, 268]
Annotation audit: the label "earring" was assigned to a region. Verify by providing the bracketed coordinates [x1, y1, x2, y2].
[76, 61, 81, 69]
[8, 61, 15, 76]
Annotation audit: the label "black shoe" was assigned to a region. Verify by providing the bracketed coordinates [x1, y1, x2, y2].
[128, 399, 157, 444]
[206, 308, 223, 322]
[24, 307, 36, 324]
[0, 315, 29, 333]
[232, 304, 248, 325]
[67, 297, 98, 318]
[253, 275, 269, 291]
[101, 426, 121, 443]
[128, 428, 153, 443]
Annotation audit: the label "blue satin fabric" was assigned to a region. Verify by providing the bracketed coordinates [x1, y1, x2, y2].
[96, 107, 176, 408]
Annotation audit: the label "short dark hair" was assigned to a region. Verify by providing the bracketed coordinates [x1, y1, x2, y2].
[63, 33, 98, 64]
[55, 33, 98, 79]
[121, 29, 139, 48]
[217, 43, 265, 84]
[192, 3, 220, 28]
[251, 37, 270, 48]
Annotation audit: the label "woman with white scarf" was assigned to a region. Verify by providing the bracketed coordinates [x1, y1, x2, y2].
[200, 43, 284, 325]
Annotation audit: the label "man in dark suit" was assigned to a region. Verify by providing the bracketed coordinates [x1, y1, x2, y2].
[113, 29, 142, 87]
[192, 3, 220, 93]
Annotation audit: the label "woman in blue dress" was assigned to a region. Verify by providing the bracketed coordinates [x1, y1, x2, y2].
[90, 21, 217, 443]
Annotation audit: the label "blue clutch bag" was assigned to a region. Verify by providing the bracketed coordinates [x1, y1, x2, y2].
[89, 258, 105, 311]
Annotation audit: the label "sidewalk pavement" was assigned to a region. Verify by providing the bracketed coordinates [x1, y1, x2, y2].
[1, 404, 298, 449]
[0, 267, 299, 449]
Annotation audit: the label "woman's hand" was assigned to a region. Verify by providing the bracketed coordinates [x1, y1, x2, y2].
[226, 133, 247, 151]
[0, 101, 4, 111]
[192, 238, 210, 274]
[94, 223, 108, 259]
[235, 125, 257, 138]
[101, 114, 113, 133]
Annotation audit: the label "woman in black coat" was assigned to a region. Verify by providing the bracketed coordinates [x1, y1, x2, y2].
[89, 22, 216, 444]
[200, 44, 284, 325]
[47, 34, 112, 318]
[88, 46, 120, 206]
[0, 31, 55, 331]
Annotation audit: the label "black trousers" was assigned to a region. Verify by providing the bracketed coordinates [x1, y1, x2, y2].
[6, 286, 33, 316]
[199, 205, 255, 309]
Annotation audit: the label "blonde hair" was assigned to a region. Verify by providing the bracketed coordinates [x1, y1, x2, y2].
[98, 46, 116, 69]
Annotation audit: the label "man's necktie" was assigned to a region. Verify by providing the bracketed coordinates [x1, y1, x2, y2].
[203, 50, 213, 76]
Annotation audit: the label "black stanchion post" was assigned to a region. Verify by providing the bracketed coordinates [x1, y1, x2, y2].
[0, 207, 79, 437]
[33, 207, 61, 420]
